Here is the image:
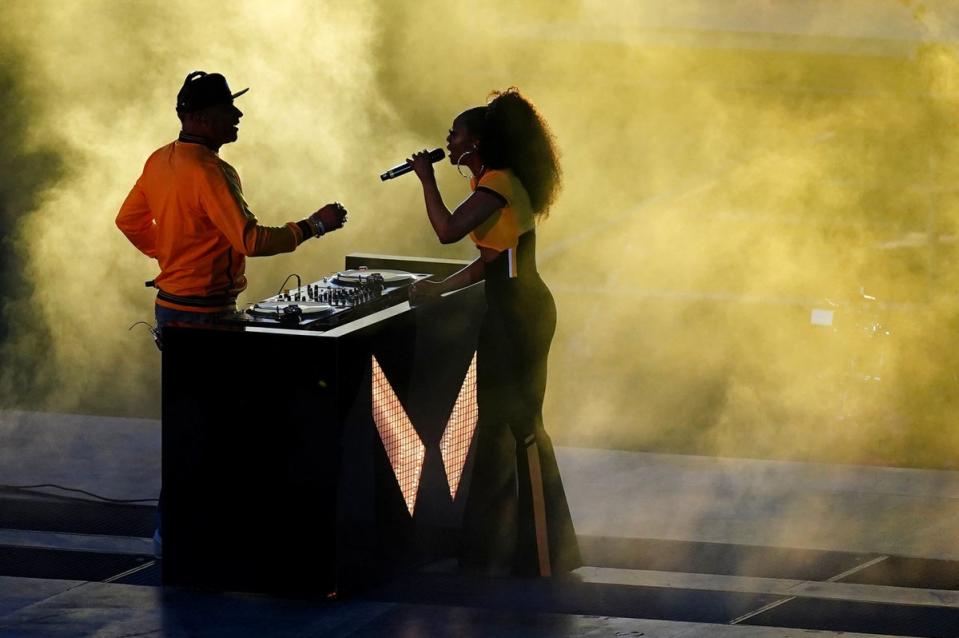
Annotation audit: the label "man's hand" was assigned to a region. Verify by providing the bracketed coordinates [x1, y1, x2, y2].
[407, 149, 436, 183]
[309, 202, 348, 235]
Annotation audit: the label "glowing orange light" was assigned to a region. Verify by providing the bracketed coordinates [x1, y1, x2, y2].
[439, 352, 478, 500]
[371, 356, 425, 515]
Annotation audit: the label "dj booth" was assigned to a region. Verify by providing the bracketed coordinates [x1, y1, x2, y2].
[161, 254, 484, 595]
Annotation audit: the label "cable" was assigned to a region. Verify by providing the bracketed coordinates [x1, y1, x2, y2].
[279, 273, 302, 295]
[128, 320, 162, 350]
[276, 273, 302, 296]
[0, 483, 158, 504]
[127, 320, 153, 332]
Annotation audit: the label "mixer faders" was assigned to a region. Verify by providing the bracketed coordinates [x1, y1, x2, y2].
[277, 279, 382, 307]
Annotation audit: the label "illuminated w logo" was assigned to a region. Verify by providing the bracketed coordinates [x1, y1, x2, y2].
[371, 353, 478, 515]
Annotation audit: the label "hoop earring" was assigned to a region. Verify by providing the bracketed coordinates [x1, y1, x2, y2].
[456, 150, 473, 178]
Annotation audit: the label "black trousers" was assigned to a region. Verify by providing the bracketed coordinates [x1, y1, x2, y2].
[460, 233, 581, 575]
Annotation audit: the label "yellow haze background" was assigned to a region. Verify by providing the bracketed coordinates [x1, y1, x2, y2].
[2, 0, 959, 468]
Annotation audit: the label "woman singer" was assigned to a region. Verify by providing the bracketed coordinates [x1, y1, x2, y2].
[407, 87, 580, 577]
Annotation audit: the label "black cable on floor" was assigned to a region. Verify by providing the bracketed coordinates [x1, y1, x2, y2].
[0, 484, 158, 504]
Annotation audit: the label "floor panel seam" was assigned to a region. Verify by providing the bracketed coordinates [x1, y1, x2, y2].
[726, 554, 891, 626]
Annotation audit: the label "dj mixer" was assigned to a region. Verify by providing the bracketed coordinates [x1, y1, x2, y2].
[239, 268, 431, 330]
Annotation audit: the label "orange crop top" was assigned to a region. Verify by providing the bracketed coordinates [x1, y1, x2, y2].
[469, 169, 534, 253]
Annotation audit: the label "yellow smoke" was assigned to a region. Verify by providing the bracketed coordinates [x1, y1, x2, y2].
[2, 0, 959, 470]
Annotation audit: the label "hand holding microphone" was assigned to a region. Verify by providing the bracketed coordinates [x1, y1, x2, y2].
[380, 148, 445, 181]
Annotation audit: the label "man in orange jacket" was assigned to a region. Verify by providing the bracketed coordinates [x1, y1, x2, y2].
[117, 70, 347, 331]
[117, 71, 349, 558]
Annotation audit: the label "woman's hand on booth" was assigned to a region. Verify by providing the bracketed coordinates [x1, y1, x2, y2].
[409, 279, 445, 306]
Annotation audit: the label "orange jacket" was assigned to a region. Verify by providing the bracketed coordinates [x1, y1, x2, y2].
[116, 139, 306, 312]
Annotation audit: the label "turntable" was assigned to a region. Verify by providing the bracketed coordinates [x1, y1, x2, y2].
[333, 269, 417, 286]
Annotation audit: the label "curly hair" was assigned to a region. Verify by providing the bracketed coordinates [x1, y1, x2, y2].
[459, 88, 562, 219]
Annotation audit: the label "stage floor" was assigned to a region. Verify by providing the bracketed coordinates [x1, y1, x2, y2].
[1, 409, 958, 637]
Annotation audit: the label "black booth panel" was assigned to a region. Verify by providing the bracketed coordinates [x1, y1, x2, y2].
[364, 284, 486, 573]
[160, 261, 486, 595]
[161, 327, 345, 592]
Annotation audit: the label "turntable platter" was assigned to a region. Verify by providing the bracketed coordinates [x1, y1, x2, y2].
[334, 269, 415, 285]
[248, 301, 334, 317]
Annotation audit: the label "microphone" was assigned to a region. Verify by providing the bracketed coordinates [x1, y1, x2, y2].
[380, 148, 445, 181]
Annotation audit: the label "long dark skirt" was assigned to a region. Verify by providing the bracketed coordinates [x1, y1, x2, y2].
[459, 232, 581, 576]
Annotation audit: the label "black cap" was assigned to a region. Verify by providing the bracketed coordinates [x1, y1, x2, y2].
[176, 71, 248, 113]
